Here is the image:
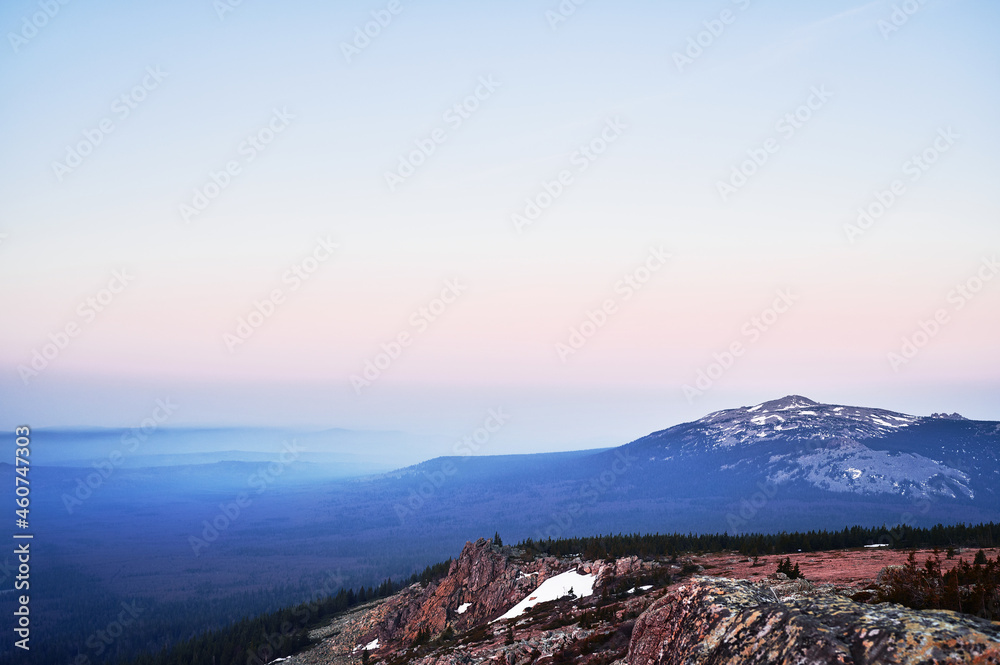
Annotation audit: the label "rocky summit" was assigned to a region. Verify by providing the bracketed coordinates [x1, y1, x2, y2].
[282, 538, 1000, 665]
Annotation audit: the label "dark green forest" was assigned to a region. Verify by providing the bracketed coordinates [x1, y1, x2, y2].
[517, 521, 1000, 559]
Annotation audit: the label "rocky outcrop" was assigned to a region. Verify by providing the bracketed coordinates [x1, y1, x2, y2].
[364, 539, 654, 652]
[285, 548, 1000, 665]
[366, 538, 566, 648]
[627, 577, 1000, 665]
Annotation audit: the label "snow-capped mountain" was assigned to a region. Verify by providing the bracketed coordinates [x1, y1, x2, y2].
[622, 395, 996, 506]
[638, 395, 923, 449]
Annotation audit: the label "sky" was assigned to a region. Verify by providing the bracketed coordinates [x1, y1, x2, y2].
[1, 0, 998, 456]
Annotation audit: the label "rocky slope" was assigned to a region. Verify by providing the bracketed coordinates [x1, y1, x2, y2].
[282, 539, 1000, 665]
[629, 577, 1000, 665]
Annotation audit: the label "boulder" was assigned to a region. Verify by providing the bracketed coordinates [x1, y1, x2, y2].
[627, 577, 1000, 665]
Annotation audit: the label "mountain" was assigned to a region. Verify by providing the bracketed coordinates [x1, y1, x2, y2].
[628, 394, 998, 493]
[603, 395, 1000, 533]
[381, 394, 1000, 539]
[26, 425, 445, 474]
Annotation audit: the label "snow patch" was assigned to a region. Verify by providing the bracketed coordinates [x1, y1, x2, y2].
[495, 570, 596, 621]
[456, 603, 470, 614]
[364, 638, 380, 650]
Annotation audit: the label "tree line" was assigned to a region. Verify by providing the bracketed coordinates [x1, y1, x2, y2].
[515, 521, 1000, 560]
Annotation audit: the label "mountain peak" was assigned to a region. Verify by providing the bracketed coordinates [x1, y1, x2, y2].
[657, 396, 924, 450]
[751, 395, 819, 411]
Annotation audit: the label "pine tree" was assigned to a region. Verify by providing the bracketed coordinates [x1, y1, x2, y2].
[776, 557, 803, 580]
[494, 531, 503, 547]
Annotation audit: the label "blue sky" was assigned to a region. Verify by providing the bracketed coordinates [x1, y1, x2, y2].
[1, 0, 998, 454]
